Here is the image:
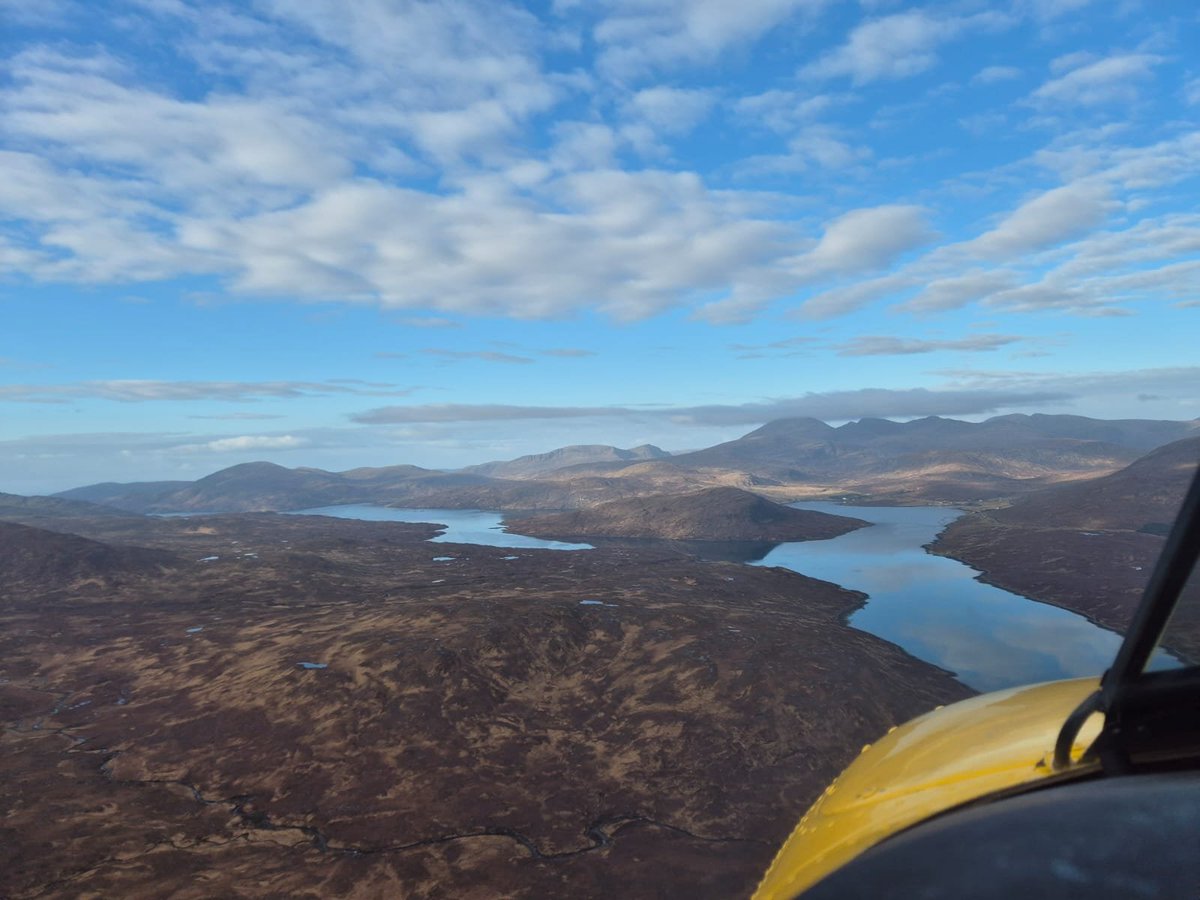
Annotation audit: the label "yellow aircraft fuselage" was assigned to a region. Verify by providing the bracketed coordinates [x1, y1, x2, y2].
[753, 677, 1103, 900]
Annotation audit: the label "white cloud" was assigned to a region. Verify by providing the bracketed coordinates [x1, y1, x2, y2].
[835, 334, 1022, 356]
[786, 125, 872, 169]
[0, 0, 76, 25]
[396, 316, 461, 329]
[733, 90, 837, 133]
[617, 86, 716, 156]
[803, 10, 1008, 84]
[182, 435, 309, 453]
[624, 86, 715, 134]
[1030, 54, 1160, 107]
[175, 171, 800, 320]
[696, 205, 930, 322]
[899, 270, 1020, 314]
[937, 366, 1200, 410]
[1022, 0, 1097, 21]
[0, 0, 1194, 335]
[967, 183, 1111, 259]
[1183, 77, 1200, 106]
[4, 50, 350, 208]
[422, 349, 535, 365]
[796, 273, 912, 319]
[0, 380, 413, 404]
[799, 205, 932, 276]
[973, 65, 1021, 84]
[587, 0, 827, 79]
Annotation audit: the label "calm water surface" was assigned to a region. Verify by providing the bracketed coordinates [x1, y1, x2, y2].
[758, 503, 1125, 691]
[292, 505, 593, 551]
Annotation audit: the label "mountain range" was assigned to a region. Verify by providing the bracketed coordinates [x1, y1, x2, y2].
[50, 413, 1200, 514]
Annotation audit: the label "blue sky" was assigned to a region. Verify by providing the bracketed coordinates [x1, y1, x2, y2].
[2, 0, 1198, 493]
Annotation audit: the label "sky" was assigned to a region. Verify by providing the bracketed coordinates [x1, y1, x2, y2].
[2, 0, 1198, 493]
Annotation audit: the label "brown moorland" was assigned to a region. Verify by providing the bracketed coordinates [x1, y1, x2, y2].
[1, 510, 971, 899]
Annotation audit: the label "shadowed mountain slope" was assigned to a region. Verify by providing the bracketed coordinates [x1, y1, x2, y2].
[55, 480, 193, 511]
[985, 435, 1200, 533]
[0, 521, 179, 597]
[0, 491, 141, 520]
[932, 436, 1200, 660]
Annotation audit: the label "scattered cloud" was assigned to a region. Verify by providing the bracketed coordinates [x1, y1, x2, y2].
[729, 336, 816, 358]
[800, 204, 931, 275]
[397, 316, 462, 329]
[422, 349, 535, 365]
[966, 183, 1111, 258]
[1185, 77, 1200, 107]
[584, 0, 826, 79]
[803, 10, 1008, 84]
[898, 270, 1020, 314]
[796, 273, 911, 319]
[1022, 0, 1098, 21]
[1030, 54, 1161, 107]
[187, 413, 287, 421]
[0, 379, 414, 404]
[174, 171, 801, 321]
[538, 347, 597, 357]
[623, 86, 715, 139]
[173, 434, 309, 453]
[732, 89, 837, 134]
[973, 65, 1021, 84]
[934, 365, 1200, 408]
[835, 334, 1022, 356]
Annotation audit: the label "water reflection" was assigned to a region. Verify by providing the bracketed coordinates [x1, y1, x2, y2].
[588, 537, 780, 564]
[291, 505, 593, 551]
[757, 503, 1124, 692]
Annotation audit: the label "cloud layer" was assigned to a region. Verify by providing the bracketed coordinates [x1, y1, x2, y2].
[351, 386, 1069, 427]
[0, 2, 1194, 326]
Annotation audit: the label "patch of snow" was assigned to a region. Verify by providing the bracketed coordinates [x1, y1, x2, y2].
[297, 662, 328, 670]
[198, 556, 219, 562]
[502, 555, 519, 560]
[186, 626, 204, 634]
[433, 556, 455, 562]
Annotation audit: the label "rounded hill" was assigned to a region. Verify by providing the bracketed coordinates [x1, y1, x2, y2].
[504, 487, 867, 542]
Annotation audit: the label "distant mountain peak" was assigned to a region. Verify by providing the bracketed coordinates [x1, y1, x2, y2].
[462, 443, 671, 479]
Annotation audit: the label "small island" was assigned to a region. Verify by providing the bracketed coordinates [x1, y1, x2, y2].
[505, 486, 868, 542]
